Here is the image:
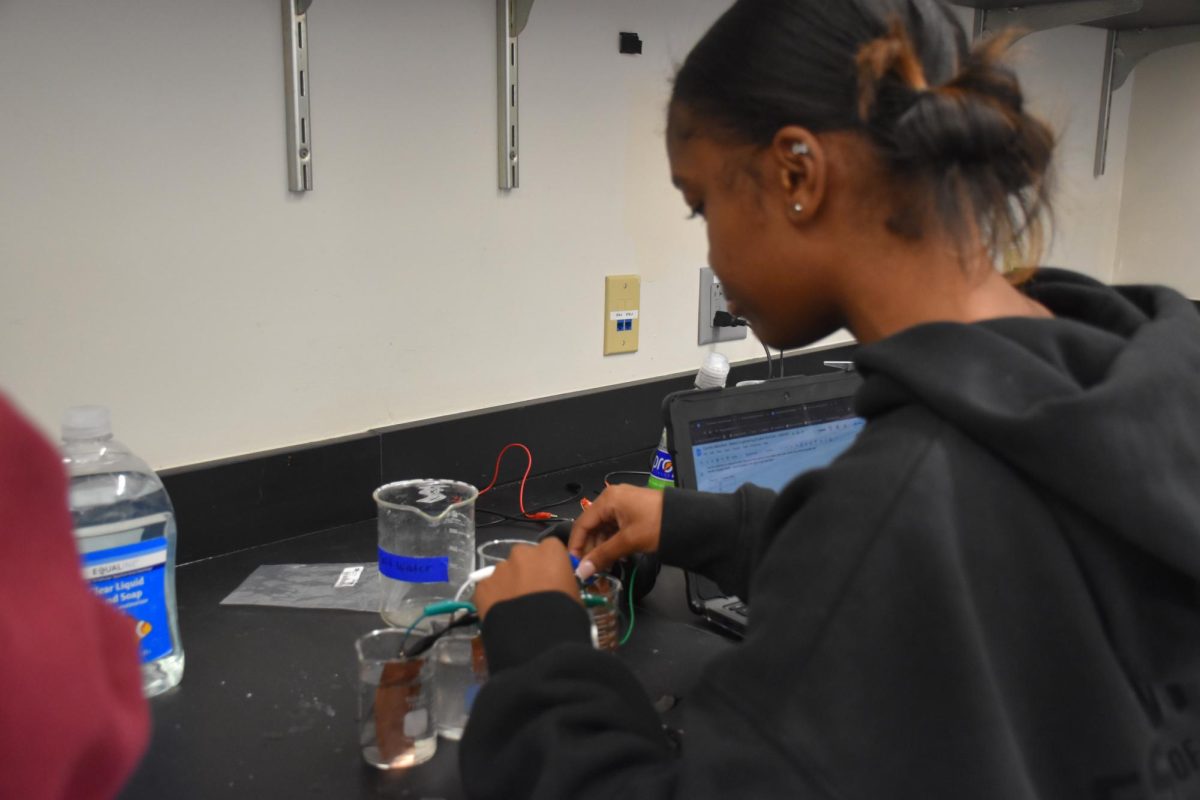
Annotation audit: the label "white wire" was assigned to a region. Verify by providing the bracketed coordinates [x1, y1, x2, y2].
[454, 581, 473, 603]
[454, 566, 496, 603]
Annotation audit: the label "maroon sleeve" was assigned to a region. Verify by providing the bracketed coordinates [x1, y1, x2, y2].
[0, 394, 149, 800]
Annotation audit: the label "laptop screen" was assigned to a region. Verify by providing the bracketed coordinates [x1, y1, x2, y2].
[689, 396, 865, 493]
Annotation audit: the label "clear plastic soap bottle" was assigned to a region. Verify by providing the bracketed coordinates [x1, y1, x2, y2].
[647, 352, 731, 490]
[61, 406, 184, 697]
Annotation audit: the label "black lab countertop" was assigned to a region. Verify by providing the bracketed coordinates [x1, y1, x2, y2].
[119, 456, 735, 800]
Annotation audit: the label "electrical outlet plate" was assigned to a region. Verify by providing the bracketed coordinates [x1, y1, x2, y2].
[604, 274, 640, 355]
[698, 267, 747, 345]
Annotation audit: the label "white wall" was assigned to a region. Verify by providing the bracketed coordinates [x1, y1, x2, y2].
[947, 8, 1133, 280]
[1013, 25, 1132, 280]
[1113, 43, 1200, 296]
[0, 0, 757, 468]
[0, 1, 1129, 469]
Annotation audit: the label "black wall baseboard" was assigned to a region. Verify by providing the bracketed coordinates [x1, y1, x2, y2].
[161, 344, 856, 564]
[160, 434, 380, 565]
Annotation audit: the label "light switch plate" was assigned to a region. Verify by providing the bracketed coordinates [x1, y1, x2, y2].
[604, 274, 640, 355]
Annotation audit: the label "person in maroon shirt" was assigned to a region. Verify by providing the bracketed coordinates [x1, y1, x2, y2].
[0, 393, 148, 799]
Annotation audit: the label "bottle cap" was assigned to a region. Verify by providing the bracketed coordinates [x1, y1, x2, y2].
[695, 352, 730, 390]
[62, 405, 113, 441]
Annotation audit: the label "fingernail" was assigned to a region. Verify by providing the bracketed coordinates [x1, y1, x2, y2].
[575, 560, 596, 581]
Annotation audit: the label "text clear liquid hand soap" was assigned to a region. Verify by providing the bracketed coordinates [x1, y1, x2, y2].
[61, 406, 184, 697]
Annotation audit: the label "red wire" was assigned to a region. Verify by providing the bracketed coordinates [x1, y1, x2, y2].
[477, 443, 553, 520]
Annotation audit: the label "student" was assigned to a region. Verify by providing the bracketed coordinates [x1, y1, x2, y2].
[0, 394, 149, 799]
[463, 1, 1200, 797]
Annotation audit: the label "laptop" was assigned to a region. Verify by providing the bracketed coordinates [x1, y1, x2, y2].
[664, 371, 866, 636]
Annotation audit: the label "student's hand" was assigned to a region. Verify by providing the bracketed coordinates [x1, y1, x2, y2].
[473, 538, 581, 620]
[568, 484, 663, 581]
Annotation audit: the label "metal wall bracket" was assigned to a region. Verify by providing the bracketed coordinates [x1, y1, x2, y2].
[283, 0, 313, 192]
[498, 0, 535, 190]
[974, 0, 1142, 40]
[1095, 23, 1200, 176]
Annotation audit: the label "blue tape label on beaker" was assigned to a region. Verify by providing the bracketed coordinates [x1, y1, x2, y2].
[378, 549, 450, 583]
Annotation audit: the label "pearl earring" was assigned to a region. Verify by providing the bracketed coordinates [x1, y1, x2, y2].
[792, 203, 804, 213]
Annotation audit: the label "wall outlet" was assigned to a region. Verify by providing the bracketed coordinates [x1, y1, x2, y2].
[604, 274, 640, 355]
[698, 266, 747, 345]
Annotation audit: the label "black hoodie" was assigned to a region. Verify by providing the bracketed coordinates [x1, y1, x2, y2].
[460, 270, 1200, 800]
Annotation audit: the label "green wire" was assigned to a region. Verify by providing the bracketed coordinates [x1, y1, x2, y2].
[400, 601, 480, 654]
[423, 600, 476, 616]
[400, 611, 433, 653]
[404, 587, 631, 653]
[619, 563, 638, 646]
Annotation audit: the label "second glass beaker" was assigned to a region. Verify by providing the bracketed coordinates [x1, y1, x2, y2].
[374, 479, 478, 632]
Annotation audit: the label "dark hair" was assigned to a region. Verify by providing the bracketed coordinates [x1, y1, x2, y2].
[670, 0, 1055, 271]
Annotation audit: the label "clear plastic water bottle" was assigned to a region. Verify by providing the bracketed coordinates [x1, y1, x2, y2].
[648, 352, 730, 490]
[61, 406, 184, 697]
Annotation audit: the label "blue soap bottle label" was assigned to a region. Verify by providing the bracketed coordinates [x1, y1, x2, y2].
[80, 516, 174, 663]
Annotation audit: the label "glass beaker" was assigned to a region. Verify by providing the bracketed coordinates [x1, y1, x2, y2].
[430, 629, 488, 741]
[476, 537, 536, 568]
[585, 573, 623, 652]
[355, 629, 436, 770]
[374, 479, 478, 632]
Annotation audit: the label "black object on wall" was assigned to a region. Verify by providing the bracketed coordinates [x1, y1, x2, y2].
[160, 345, 856, 564]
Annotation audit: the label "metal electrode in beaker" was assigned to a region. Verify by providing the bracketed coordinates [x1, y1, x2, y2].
[373, 479, 478, 632]
[586, 573, 623, 652]
[355, 628, 436, 769]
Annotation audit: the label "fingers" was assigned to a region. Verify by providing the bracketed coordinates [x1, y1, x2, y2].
[570, 484, 643, 551]
[474, 538, 578, 620]
[575, 535, 627, 579]
[569, 484, 665, 580]
[532, 536, 567, 559]
[568, 495, 615, 557]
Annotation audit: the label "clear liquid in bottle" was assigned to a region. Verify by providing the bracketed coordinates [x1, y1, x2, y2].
[62, 407, 184, 697]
